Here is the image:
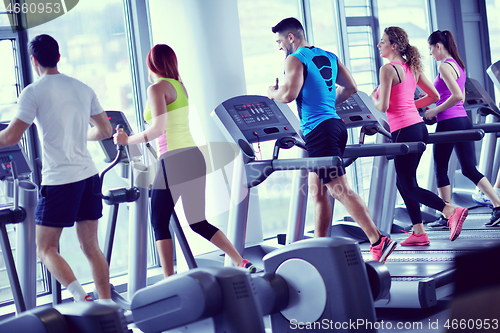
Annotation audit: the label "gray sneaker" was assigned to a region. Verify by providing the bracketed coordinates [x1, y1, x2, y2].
[427, 215, 449, 230]
[485, 208, 500, 227]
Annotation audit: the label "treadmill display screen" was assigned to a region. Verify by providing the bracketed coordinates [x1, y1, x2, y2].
[231, 102, 279, 127]
[239, 110, 252, 118]
[336, 96, 359, 113]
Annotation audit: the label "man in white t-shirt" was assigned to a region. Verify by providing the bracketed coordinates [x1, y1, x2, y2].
[0, 34, 113, 302]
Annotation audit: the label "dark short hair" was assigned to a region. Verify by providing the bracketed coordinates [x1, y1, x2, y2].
[28, 34, 59, 68]
[272, 17, 304, 38]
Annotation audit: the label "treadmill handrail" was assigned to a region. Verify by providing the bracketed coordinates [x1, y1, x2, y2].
[427, 129, 484, 144]
[271, 156, 342, 171]
[343, 142, 426, 169]
[477, 106, 500, 118]
[472, 122, 500, 133]
[344, 142, 426, 158]
[246, 156, 342, 188]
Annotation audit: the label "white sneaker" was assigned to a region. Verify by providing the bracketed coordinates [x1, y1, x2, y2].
[472, 191, 493, 208]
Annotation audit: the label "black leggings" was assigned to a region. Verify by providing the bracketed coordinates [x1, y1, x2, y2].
[392, 122, 446, 225]
[434, 117, 484, 187]
[150, 147, 219, 241]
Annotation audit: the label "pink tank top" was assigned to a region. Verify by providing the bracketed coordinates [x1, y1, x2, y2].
[380, 61, 423, 132]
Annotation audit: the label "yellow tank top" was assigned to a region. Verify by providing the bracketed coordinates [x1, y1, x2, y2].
[143, 78, 196, 154]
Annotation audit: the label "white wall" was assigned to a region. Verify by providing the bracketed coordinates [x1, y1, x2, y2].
[149, 0, 246, 139]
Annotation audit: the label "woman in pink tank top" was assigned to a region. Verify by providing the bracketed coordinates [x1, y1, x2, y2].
[371, 27, 468, 246]
[423, 30, 500, 229]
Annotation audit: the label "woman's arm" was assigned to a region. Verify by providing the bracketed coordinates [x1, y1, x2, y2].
[371, 65, 393, 113]
[415, 72, 439, 110]
[114, 82, 171, 145]
[424, 63, 463, 120]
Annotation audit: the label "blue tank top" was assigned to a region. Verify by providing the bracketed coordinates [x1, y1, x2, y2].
[291, 46, 340, 136]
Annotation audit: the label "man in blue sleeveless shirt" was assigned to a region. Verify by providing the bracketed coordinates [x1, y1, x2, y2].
[267, 18, 396, 262]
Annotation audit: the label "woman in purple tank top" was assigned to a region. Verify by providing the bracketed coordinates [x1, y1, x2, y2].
[424, 30, 500, 229]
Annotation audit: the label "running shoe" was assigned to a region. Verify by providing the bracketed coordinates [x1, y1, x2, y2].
[240, 259, 257, 273]
[472, 191, 493, 209]
[400, 231, 430, 246]
[370, 236, 397, 263]
[448, 207, 468, 241]
[485, 207, 500, 227]
[427, 215, 449, 230]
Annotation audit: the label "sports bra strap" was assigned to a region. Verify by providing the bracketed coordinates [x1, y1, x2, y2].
[390, 64, 402, 84]
[444, 61, 460, 78]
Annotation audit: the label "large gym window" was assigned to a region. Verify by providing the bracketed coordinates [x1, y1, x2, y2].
[376, 0, 435, 205]
[344, 0, 372, 17]
[346, 25, 378, 94]
[0, 39, 18, 121]
[23, 0, 149, 288]
[377, 0, 434, 80]
[331, 0, 380, 203]
[486, 0, 500, 101]
[0, 38, 19, 305]
[0, 8, 11, 27]
[309, 0, 341, 57]
[237, 0, 303, 238]
[0, 36, 47, 307]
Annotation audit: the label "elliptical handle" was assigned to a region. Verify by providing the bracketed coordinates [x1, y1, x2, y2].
[10, 159, 19, 211]
[115, 124, 125, 152]
[100, 125, 126, 196]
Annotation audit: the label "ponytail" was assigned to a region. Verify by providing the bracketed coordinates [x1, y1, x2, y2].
[404, 44, 423, 75]
[428, 30, 465, 70]
[384, 26, 423, 74]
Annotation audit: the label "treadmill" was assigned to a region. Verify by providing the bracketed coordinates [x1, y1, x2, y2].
[423, 78, 500, 225]
[0, 124, 38, 313]
[209, 94, 419, 269]
[355, 85, 500, 308]
[450, 77, 500, 208]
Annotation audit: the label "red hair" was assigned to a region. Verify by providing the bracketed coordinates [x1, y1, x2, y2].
[146, 44, 180, 80]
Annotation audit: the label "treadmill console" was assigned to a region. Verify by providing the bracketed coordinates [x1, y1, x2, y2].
[336, 92, 384, 129]
[100, 111, 142, 162]
[464, 77, 499, 113]
[214, 95, 301, 144]
[0, 123, 32, 180]
[487, 59, 500, 95]
[233, 102, 279, 127]
[212, 92, 389, 154]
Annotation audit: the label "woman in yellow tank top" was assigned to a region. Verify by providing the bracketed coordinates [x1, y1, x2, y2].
[114, 44, 255, 277]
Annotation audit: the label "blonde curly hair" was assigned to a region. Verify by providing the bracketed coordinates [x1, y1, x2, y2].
[384, 26, 423, 74]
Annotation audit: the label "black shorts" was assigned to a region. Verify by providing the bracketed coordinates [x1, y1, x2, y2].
[305, 118, 347, 184]
[35, 174, 103, 227]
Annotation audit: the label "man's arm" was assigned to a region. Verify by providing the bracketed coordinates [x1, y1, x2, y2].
[335, 59, 357, 105]
[88, 112, 113, 141]
[268, 55, 304, 103]
[0, 118, 31, 149]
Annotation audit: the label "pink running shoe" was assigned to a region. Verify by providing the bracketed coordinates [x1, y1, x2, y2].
[400, 231, 430, 246]
[240, 259, 257, 273]
[448, 207, 468, 241]
[370, 236, 397, 263]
